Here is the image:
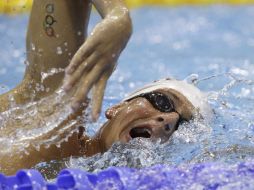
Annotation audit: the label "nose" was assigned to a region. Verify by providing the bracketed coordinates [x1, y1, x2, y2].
[156, 116, 177, 132]
[105, 102, 127, 119]
[155, 112, 179, 129]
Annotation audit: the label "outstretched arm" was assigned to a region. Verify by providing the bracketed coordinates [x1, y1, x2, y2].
[63, 0, 132, 121]
[0, 112, 102, 176]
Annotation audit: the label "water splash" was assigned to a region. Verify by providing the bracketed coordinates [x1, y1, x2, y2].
[66, 73, 254, 174]
[41, 67, 65, 83]
[1, 6, 254, 181]
[0, 88, 85, 157]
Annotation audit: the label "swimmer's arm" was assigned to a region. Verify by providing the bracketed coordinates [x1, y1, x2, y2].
[0, 134, 102, 175]
[63, 0, 132, 121]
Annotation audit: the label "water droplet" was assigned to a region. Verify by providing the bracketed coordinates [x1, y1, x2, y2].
[77, 31, 82, 36]
[24, 60, 30, 66]
[129, 82, 135, 88]
[38, 48, 43, 53]
[230, 67, 249, 77]
[56, 142, 61, 148]
[34, 144, 41, 152]
[118, 76, 124, 83]
[24, 150, 30, 155]
[41, 68, 65, 83]
[31, 43, 35, 51]
[56, 47, 63, 55]
[185, 74, 199, 84]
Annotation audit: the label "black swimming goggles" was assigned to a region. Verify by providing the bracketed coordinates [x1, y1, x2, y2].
[126, 92, 175, 113]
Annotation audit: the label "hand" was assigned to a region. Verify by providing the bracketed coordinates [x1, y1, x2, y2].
[63, 15, 131, 121]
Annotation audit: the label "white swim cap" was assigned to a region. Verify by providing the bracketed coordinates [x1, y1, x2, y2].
[124, 78, 212, 121]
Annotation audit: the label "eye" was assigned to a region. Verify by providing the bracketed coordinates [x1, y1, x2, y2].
[153, 94, 174, 112]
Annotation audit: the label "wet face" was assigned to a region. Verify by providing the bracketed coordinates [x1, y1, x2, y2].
[98, 90, 182, 151]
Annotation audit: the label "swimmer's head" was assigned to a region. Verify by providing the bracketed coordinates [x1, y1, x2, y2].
[97, 78, 212, 151]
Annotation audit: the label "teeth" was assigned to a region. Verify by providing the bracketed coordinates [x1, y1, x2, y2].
[144, 128, 151, 135]
[135, 127, 151, 135]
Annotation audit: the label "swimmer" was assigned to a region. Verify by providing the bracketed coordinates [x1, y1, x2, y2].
[0, 0, 131, 175]
[0, 0, 132, 120]
[0, 78, 212, 175]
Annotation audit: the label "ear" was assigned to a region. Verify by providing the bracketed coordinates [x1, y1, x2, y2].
[105, 102, 127, 119]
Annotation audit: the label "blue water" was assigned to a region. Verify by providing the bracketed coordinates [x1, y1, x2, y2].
[1, 5, 254, 188]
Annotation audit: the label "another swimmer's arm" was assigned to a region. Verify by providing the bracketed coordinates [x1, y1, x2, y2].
[63, 0, 132, 121]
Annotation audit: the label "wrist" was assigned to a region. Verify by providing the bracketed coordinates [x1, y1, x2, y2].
[107, 7, 133, 37]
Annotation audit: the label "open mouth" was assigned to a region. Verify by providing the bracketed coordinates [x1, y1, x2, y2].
[129, 127, 152, 138]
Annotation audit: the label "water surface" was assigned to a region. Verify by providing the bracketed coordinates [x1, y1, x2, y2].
[0, 6, 254, 181]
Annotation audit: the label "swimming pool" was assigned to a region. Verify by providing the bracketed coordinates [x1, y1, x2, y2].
[0, 5, 254, 188]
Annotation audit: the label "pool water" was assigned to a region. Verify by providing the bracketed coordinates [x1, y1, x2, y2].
[1, 5, 254, 186]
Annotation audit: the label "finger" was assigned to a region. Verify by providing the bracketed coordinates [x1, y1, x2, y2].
[91, 71, 110, 121]
[71, 61, 106, 112]
[65, 48, 91, 75]
[91, 63, 115, 121]
[65, 40, 97, 75]
[63, 61, 88, 92]
[63, 52, 101, 91]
